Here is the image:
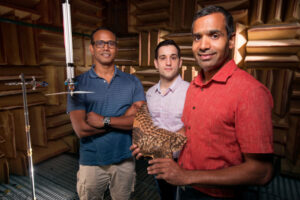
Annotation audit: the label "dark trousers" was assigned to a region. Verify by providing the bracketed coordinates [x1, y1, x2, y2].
[156, 178, 177, 200]
[176, 186, 240, 200]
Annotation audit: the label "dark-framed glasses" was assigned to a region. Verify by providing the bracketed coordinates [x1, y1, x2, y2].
[93, 40, 117, 49]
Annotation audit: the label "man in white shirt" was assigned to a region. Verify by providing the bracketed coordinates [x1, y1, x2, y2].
[145, 40, 189, 200]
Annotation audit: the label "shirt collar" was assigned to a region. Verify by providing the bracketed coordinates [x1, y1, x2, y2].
[88, 65, 120, 79]
[155, 75, 183, 93]
[194, 59, 237, 87]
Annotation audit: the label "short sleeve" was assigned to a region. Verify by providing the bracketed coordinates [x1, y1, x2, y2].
[236, 85, 274, 153]
[67, 94, 86, 113]
[132, 75, 146, 103]
[66, 81, 86, 113]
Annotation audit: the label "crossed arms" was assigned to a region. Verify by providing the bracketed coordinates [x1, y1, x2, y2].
[70, 100, 145, 138]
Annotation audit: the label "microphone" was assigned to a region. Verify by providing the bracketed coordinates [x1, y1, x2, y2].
[5, 76, 48, 90]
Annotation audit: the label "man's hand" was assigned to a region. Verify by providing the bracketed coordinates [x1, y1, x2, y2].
[176, 127, 186, 136]
[147, 158, 188, 186]
[130, 144, 143, 160]
[86, 112, 104, 128]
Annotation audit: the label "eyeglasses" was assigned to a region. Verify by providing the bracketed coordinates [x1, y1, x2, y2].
[92, 40, 117, 49]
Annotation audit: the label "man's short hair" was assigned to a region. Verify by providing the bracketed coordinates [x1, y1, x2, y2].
[192, 6, 234, 39]
[90, 27, 117, 44]
[155, 40, 181, 59]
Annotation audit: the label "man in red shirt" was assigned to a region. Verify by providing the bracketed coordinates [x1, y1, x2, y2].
[131, 5, 274, 199]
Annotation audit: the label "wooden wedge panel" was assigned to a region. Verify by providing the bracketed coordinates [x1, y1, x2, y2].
[129, 0, 170, 32]
[42, 66, 66, 106]
[8, 151, 28, 176]
[181, 66, 199, 82]
[234, 23, 247, 67]
[84, 38, 93, 68]
[250, 0, 265, 25]
[0, 155, 9, 184]
[274, 142, 286, 157]
[247, 23, 300, 40]
[286, 116, 300, 163]
[1, 0, 40, 9]
[18, 22, 39, 65]
[32, 139, 70, 164]
[139, 32, 148, 66]
[73, 36, 85, 67]
[273, 127, 288, 144]
[272, 113, 289, 129]
[134, 68, 160, 85]
[266, 0, 284, 24]
[62, 134, 79, 154]
[281, 156, 300, 178]
[244, 55, 299, 68]
[197, 0, 249, 24]
[37, 0, 62, 26]
[246, 39, 300, 54]
[129, 0, 195, 32]
[71, 0, 104, 34]
[28, 105, 47, 147]
[0, 21, 22, 65]
[45, 105, 67, 117]
[7, 106, 47, 151]
[0, 1, 40, 20]
[230, 9, 248, 25]
[38, 30, 65, 66]
[197, 0, 249, 10]
[0, 22, 6, 65]
[47, 123, 74, 140]
[0, 111, 16, 158]
[46, 113, 70, 128]
[115, 35, 139, 66]
[10, 108, 30, 151]
[0, 93, 46, 110]
[284, 0, 300, 22]
[270, 70, 294, 117]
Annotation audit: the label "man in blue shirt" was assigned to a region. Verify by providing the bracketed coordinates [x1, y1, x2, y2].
[67, 27, 145, 200]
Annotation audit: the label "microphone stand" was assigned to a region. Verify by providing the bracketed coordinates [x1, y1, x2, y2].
[44, 1, 94, 97]
[62, 0, 75, 95]
[20, 73, 37, 200]
[5, 75, 47, 200]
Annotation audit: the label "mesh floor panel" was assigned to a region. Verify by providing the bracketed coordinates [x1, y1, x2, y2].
[1, 153, 300, 200]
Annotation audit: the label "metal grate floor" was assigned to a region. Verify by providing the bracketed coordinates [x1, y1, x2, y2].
[0, 154, 299, 200]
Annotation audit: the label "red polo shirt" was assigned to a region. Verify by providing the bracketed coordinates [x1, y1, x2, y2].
[179, 60, 273, 198]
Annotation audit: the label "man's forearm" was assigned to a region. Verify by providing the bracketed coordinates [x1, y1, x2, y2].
[73, 122, 106, 138]
[70, 110, 106, 138]
[148, 154, 273, 187]
[110, 101, 145, 130]
[87, 101, 145, 130]
[110, 115, 135, 130]
[181, 155, 273, 187]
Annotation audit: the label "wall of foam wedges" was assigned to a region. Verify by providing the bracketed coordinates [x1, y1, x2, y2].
[1, 0, 300, 184]
[0, 0, 105, 184]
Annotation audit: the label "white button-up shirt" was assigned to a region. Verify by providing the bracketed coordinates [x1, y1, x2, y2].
[146, 75, 190, 158]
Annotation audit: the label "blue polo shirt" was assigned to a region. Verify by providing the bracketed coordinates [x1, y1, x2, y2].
[67, 66, 145, 165]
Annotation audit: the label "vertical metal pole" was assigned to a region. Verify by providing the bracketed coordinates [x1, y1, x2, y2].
[20, 73, 36, 200]
[62, 0, 75, 95]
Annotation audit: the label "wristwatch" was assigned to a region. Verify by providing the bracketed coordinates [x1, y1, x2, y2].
[103, 116, 111, 130]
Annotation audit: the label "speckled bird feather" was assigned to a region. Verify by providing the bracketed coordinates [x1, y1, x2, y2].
[132, 104, 187, 159]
